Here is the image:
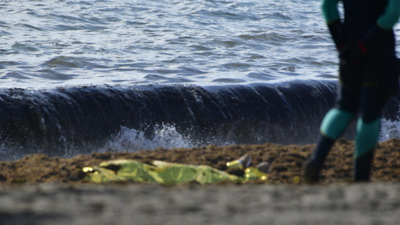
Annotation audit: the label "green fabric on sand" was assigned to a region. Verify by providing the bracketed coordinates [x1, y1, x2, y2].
[83, 159, 268, 185]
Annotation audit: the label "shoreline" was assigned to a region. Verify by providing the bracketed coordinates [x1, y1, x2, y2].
[1, 138, 400, 185]
[1, 139, 400, 224]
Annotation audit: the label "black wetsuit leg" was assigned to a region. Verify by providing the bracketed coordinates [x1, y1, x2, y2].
[353, 53, 398, 181]
[304, 85, 360, 182]
[354, 85, 391, 181]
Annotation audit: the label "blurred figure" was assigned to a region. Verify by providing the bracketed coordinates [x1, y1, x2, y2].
[304, 0, 400, 182]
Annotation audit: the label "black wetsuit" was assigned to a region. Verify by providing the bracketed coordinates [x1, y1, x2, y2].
[340, 0, 398, 96]
[304, 0, 400, 182]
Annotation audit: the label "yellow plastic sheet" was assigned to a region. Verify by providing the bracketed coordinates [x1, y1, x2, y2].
[83, 159, 267, 185]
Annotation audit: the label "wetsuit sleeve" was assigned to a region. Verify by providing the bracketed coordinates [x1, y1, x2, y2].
[321, 0, 340, 23]
[377, 0, 400, 29]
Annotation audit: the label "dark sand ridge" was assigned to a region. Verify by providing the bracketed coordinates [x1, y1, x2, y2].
[1, 138, 400, 185]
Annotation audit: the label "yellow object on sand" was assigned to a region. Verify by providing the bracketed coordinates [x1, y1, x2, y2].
[83, 159, 268, 185]
[245, 167, 268, 181]
[226, 160, 244, 170]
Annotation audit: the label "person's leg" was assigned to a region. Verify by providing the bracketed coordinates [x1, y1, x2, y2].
[354, 86, 388, 181]
[353, 52, 398, 181]
[304, 85, 359, 182]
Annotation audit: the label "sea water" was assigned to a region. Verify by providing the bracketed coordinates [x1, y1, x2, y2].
[0, 0, 347, 87]
[0, 0, 400, 157]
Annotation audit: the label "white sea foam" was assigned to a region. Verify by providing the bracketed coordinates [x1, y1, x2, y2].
[380, 119, 400, 141]
[99, 118, 400, 154]
[98, 124, 193, 153]
[1, 118, 398, 161]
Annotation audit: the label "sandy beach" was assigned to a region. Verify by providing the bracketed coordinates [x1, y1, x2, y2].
[1, 183, 400, 225]
[1, 139, 400, 225]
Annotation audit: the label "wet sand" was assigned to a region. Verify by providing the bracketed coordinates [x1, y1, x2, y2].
[1, 139, 400, 224]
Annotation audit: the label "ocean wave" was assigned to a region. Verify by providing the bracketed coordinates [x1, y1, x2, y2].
[0, 80, 398, 160]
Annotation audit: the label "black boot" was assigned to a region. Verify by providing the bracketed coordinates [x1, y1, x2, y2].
[304, 136, 334, 183]
[354, 150, 374, 181]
